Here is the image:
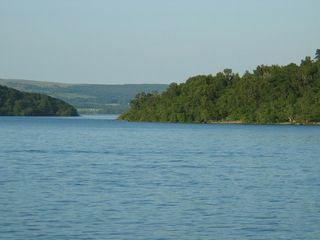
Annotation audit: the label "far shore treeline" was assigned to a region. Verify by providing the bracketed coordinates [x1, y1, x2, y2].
[0, 85, 78, 116]
[120, 50, 320, 124]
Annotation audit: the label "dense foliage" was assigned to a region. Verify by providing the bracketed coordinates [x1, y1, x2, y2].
[0, 85, 78, 116]
[120, 50, 320, 124]
[0, 79, 167, 114]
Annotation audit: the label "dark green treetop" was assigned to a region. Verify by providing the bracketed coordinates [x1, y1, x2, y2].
[315, 49, 320, 61]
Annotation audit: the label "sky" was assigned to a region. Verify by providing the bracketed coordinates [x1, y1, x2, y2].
[0, 0, 319, 84]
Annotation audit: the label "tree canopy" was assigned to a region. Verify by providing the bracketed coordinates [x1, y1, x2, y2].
[120, 50, 320, 124]
[0, 85, 78, 116]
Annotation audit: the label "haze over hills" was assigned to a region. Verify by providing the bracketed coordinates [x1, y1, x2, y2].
[0, 79, 168, 114]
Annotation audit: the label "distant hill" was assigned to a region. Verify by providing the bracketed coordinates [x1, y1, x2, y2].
[0, 85, 78, 116]
[0, 79, 168, 114]
[120, 50, 320, 124]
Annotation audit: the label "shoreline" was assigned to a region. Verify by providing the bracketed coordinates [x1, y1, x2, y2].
[208, 120, 320, 125]
[119, 118, 320, 126]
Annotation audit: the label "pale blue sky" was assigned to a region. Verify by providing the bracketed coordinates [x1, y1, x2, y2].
[0, 0, 319, 84]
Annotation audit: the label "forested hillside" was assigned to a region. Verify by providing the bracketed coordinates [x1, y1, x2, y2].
[0, 85, 78, 116]
[0, 79, 167, 114]
[120, 50, 320, 124]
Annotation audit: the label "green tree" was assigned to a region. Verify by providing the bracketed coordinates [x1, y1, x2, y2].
[315, 49, 320, 61]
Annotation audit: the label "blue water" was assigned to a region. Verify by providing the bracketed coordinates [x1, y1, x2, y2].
[0, 116, 319, 240]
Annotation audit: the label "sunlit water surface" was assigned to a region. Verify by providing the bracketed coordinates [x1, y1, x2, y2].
[0, 116, 319, 239]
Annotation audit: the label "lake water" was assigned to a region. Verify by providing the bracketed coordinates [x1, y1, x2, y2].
[0, 116, 319, 239]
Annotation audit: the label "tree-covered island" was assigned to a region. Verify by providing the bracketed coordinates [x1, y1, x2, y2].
[120, 50, 320, 124]
[0, 85, 78, 116]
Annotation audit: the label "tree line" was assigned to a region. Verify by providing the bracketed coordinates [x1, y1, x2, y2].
[0, 85, 78, 116]
[120, 50, 320, 124]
